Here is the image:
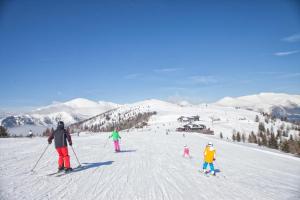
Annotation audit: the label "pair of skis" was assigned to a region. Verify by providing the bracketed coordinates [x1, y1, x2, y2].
[47, 165, 82, 177]
[198, 170, 226, 179]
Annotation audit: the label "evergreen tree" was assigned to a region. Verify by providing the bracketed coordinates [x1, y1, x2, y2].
[232, 133, 236, 142]
[266, 128, 270, 136]
[251, 131, 257, 144]
[261, 133, 267, 146]
[248, 131, 257, 143]
[242, 133, 246, 143]
[289, 135, 294, 141]
[0, 126, 8, 137]
[220, 132, 223, 139]
[258, 122, 266, 133]
[268, 132, 278, 149]
[276, 129, 282, 139]
[248, 133, 252, 143]
[281, 140, 289, 153]
[236, 132, 241, 142]
[258, 138, 262, 146]
[265, 117, 269, 124]
[255, 115, 260, 122]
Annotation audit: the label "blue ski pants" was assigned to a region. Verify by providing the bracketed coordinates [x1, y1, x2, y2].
[203, 162, 215, 172]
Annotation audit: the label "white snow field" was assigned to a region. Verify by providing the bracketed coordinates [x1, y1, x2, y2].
[1, 129, 299, 200]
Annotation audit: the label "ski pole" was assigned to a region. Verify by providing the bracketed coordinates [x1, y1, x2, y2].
[71, 146, 81, 167]
[31, 144, 50, 172]
[214, 160, 221, 171]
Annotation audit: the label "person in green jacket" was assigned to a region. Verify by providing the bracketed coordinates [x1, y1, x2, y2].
[109, 128, 121, 152]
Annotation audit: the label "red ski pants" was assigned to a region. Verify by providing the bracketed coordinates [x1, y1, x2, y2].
[56, 147, 70, 168]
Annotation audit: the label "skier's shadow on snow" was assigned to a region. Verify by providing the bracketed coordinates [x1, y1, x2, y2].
[71, 161, 114, 173]
[215, 169, 221, 174]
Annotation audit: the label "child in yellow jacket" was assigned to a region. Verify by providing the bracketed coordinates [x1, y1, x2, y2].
[202, 142, 216, 175]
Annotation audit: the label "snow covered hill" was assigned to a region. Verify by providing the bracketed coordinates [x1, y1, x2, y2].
[0, 129, 299, 200]
[68, 98, 298, 142]
[69, 99, 178, 132]
[1, 98, 120, 136]
[215, 93, 300, 120]
[1, 93, 300, 138]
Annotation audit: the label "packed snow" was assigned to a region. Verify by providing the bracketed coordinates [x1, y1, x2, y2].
[0, 128, 299, 200]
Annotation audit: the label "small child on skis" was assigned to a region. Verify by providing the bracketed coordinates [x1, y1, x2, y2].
[183, 145, 191, 158]
[202, 142, 216, 175]
[109, 128, 121, 152]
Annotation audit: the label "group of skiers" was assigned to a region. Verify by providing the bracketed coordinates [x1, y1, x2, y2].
[183, 142, 216, 175]
[47, 121, 216, 175]
[46, 121, 123, 173]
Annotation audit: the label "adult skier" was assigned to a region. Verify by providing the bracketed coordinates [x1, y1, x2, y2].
[202, 142, 216, 175]
[48, 121, 73, 172]
[109, 128, 121, 152]
[28, 130, 33, 138]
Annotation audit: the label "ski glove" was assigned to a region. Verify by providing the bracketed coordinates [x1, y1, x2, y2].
[48, 141, 52, 144]
[213, 158, 216, 161]
[69, 142, 72, 146]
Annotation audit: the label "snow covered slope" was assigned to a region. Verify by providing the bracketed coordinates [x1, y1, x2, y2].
[215, 93, 300, 120]
[0, 129, 299, 200]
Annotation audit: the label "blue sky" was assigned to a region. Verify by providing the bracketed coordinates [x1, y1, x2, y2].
[0, 0, 299, 109]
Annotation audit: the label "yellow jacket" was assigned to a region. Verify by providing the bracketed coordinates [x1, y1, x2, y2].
[204, 146, 216, 163]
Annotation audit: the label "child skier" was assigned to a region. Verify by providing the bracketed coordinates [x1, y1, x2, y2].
[202, 142, 216, 175]
[183, 145, 191, 158]
[109, 128, 121, 152]
[48, 121, 73, 172]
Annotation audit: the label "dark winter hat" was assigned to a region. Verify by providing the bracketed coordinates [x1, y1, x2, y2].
[57, 121, 64, 129]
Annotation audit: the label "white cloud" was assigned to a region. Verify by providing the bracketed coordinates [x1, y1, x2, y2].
[278, 73, 300, 79]
[282, 33, 300, 43]
[189, 75, 218, 84]
[124, 73, 142, 79]
[256, 71, 300, 79]
[273, 50, 299, 56]
[160, 86, 187, 91]
[154, 68, 183, 73]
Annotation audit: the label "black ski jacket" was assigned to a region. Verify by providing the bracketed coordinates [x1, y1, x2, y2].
[48, 126, 72, 148]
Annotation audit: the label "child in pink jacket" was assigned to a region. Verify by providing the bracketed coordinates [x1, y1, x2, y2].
[183, 145, 191, 158]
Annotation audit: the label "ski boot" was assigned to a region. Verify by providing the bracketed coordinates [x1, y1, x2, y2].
[64, 168, 73, 173]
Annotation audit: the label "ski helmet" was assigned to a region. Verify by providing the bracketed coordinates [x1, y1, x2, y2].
[57, 121, 64, 129]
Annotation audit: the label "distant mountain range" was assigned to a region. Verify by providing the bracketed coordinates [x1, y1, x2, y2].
[214, 93, 300, 120]
[1, 93, 299, 136]
[1, 98, 120, 128]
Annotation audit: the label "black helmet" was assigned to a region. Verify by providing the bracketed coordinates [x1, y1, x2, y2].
[57, 121, 64, 129]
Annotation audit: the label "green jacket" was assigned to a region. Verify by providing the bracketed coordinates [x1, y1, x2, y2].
[110, 131, 121, 141]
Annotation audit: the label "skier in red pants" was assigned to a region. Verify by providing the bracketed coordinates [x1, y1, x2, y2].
[48, 121, 73, 172]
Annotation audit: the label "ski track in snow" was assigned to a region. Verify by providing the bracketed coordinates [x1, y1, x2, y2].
[1, 130, 300, 200]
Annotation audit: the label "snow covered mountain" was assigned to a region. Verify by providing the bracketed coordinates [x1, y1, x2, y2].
[1, 98, 120, 131]
[70, 99, 178, 132]
[2, 93, 300, 137]
[215, 93, 300, 120]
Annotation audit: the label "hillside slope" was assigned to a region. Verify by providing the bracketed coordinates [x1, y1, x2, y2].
[0, 129, 299, 200]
